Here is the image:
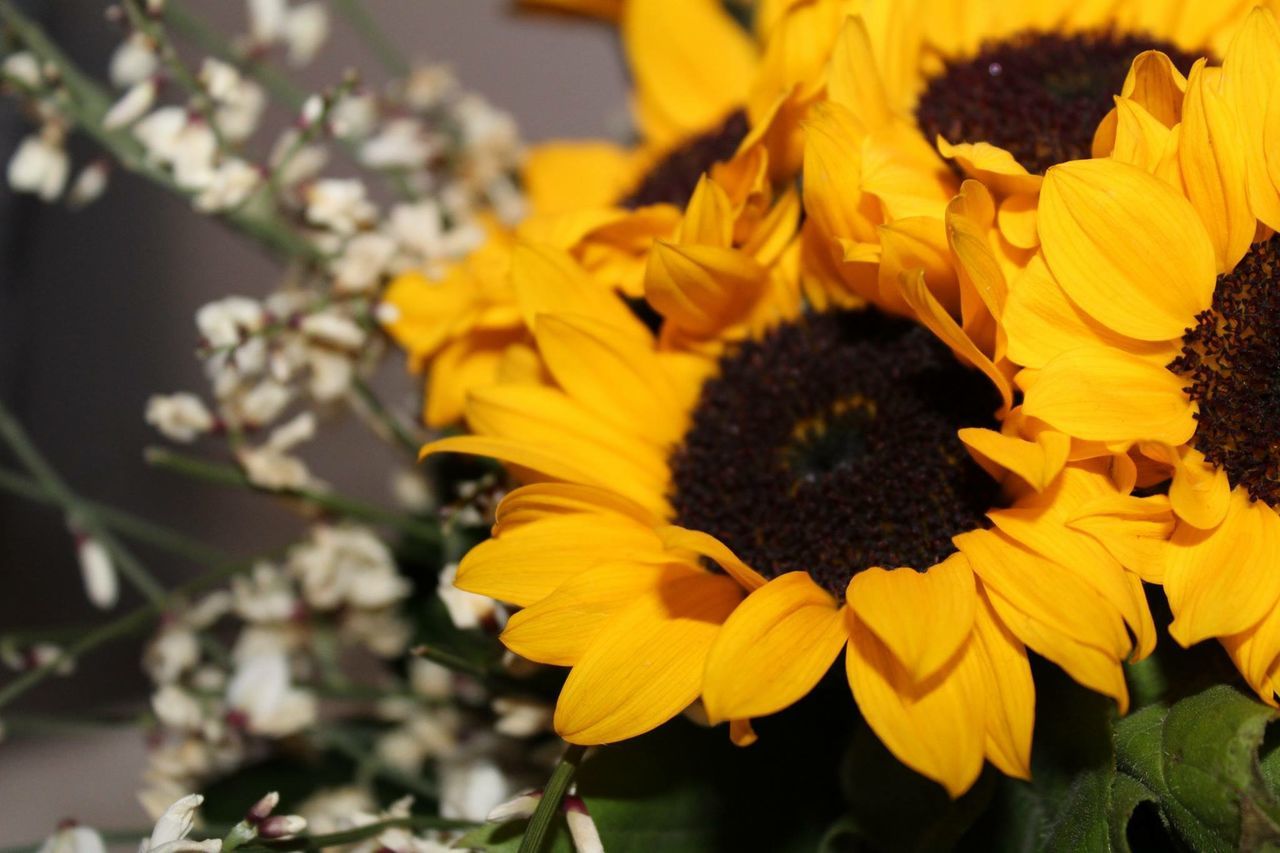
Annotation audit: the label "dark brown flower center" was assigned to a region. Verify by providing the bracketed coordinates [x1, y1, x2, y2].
[914, 30, 1202, 175]
[620, 110, 749, 209]
[669, 310, 1001, 596]
[1171, 235, 1280, 507]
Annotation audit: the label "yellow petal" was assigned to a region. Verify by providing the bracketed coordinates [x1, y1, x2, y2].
[456, 514, 668, 607]
[959, 427, 1070, 492]
[1139, 443, 1231, 530]
[801, 101, 876, 245]
[523, 141, 644, 215]
[996, 193, 1040, 251]
[703, 572, 847, 721]
[621, 0, 756, 149]
[1166, 488, 1280, 646]
[935, 139, 1042, 197]
[847, 554, 977, 684]
[1108, 97, 1179, 179]
[1222, 601, 1280, 705]
[877, 217, 958, 318]
[1222, 7, 1280, 231]
[508, 242, 648, 337]
[1180, 60, 1255, 273]
[827, 15, 890, 130]
[1002, 255, 1179, 370]
[1021, 346, 1196, 445]
[503, 562, 689, 666]
[534, 312, 686, 444]
[494, 481, 659, 531]
[953, 528, 1130, 658]
[657, 525, 768, 591]
[846, 613, 986, 798]
[971, 588, 1033, 780]
[1038, 158, 1215, 341]
[554, 569, 743, 743]
[1066, 494, 1176, 584]
[645, 242, 769, 336]
[422, 333, 511, 428]
[1120, 50, 1188, 128]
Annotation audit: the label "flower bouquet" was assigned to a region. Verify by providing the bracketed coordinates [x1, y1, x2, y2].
[5, 1, 1280, 851]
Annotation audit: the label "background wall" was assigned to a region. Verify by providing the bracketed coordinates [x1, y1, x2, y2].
[0, 0, 628, 840]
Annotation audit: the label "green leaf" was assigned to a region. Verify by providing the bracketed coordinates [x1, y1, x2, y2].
[453, 818, 574, 853]
[1107, 774, 1160, 853]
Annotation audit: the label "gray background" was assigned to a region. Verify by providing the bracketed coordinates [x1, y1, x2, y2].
[0, 0, 627, 840]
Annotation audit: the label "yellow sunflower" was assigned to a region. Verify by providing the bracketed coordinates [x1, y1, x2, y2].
[418, 208, 1161, 796]
[983, 9, 1280, 704]
[799, 0, 1278, 311]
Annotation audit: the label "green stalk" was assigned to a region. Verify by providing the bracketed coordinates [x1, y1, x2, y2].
[518, 744, 588, 853]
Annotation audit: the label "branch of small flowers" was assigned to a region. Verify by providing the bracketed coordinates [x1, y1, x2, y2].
[0, 400, 168, 604]
[311, 724, 440, 800]
[119, 0, 229, 149]
[0, 467, 234, 567]
[196, 292, 370, 361]
[246, 815, 479, 852]
[144, 447, 442, 543]
[518, 743, 589, 853]
[330, 0, 410, 78]
[0, 1, 324, 263]
[161, 0, 419, 202]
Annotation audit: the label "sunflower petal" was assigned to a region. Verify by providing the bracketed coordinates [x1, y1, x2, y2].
[847, 554, 977, 685]
[1166, 488, 1280, 646]
[1067, 494, 1176, 584]
[1038, 158, 1215, 341]
[508, 242, 648, 336]
[972, 588, 1033, 780]
[846, 613, 986, 798]
[1222, 602, 1280, 706]
[1139, 443, 1231, 530]
[657, 525, 768, 591]
[1221, 6, 1280, 230]
[554, 570, 743, 744]
[1021, 346, 1197, 445]
[703, 572, 847, 721]
[827, 15, 891, 130]
[645, 242, 769, 337]
[959, 427, 1070, 492]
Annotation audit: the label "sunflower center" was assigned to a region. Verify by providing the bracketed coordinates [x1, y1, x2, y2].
[669, 310, 1002, 596]
[1171, 235, 1280, 507]
[620, 110, 749, 209]
[914, 30, 1201, 176]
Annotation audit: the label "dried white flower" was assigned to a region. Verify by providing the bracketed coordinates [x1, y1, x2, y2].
[437, 563, 497, 630]
[3, 51, 41, 88]
[75, 534, 118, 609]
[36, 824, 107, 853]
[305, 348, 354, 401]
[237, 413, 316, 489]
[304, 179, 376, 234]
[145, 794, 209, 853]
[439, 756, 512, 823]
[67, 160, 110, 209]
[201, 60, 266, 142]
[170, 122, 219, 190]
[329, 93, 378, 140]
[146, 393, 216, 442]
[232, 380, 292, 426]
[258, 815, 307, 839]
[300, 312, 366, 350]
[282, 3, 329, 66]
[403, 64, 457, 111]
[331, 232, 395, 293]
[226, 651, 317, 737]
[145, 626, 201, 684]
[564, 797, 604, 853]
[246, 0, 288, 45]
[196, 296, 262, 349]
[194, 158, 262, 213]
[270, 130, 329, 187]
[492, 696, 553, 739]
[408, 658, 452, 700]
[134, 107, 187, 161]
[486, 791, 540, 823]
[152, 685, 206, 731]
[110, 33, 159, 88]
[103, 79, 157, 130]
[8, 130, 69, 201]
[360, 119, 434, 170]
[288, 525, 409, 611]
[231, 562, 296, 623]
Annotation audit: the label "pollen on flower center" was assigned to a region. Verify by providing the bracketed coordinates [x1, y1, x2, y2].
[1171, 235, 1280, 507]
[669, 310, 1002, 596]
[620, 109, 749, 209]
[913, 30, 1202, 175]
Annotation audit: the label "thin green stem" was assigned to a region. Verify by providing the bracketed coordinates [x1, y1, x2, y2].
[145, 448, 441, 543]
[351, 378, 420, 457]
[0, 400, 167, 604]
[3, 711, 142, 736]
[0, 1, 323, 262]
[0, 467, 233, 566]
[518, 744, 588, 853]
[331, 0, 410, 77]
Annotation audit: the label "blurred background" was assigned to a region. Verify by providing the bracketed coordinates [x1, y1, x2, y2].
[0, 0, 628, 840]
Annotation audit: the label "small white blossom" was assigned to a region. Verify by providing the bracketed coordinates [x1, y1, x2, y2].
[305, 179, 376, 234]
[170, 122, 219, 190]
[226, 650, 317, 737]
[147, 393, 216, 442]
[36, 824, 107, 853]
[134, 107, 187, 162]
[67, 160, 110, 209]
[201, 60, 266, 142]
[237, 413, 316, 489]
[231, 380, 292, 426]
[270, 130, 329, 187]
[8, 130, 69, 201]
[300, 312, 366, 350]
[144, 794, 221, 853]
[283, 3, 329, 66]
[75, 534, 118, 609]
[360, 119, 434, 170]
[439, 756, 512, 823]
[329, 93, 378, 140]
[3, 51, 42, 88]
[103, 79, 157, 130]
[258, 815, 307, 839]
[288, 525, 409, 611]
[331, 232, 395, 293]
[152, 685, 206, 731]
[486, 791, 540, 823]
[246, 0, 288, 44]
[110, 33, 159, 88]
[492, 696, 553, 739]
[437, 563, 497, 630]
[403, 64, 457, 111]
[196, 296, 263, 348]
[564, 797, 604, 853]
[231, 562, 296, 623]
[306, 349, 354, 401]
[408, 658, 453, 700]
[145, 626, 201, 684]
[194, 158, 262, 213]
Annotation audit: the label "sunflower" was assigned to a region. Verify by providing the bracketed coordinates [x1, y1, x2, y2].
[799, 0, 1276, 309]
[418, 182, 1163, 796]
[985, 8, 1280, 706]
